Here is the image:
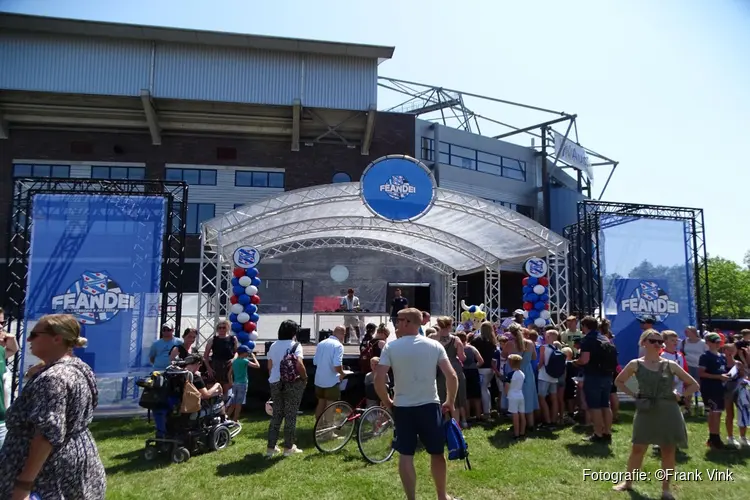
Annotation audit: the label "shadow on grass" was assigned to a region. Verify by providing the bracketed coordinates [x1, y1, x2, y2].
[565, 442, 614, 458]
[526, 427, 560, 440]
[624, 489, 652, 500]
[215, 452, 280, 476]
[486, 429, 524, 449]
[105, 449, 172, 475]
[704, 447, 750, 466]
[90, 418, 152, 441]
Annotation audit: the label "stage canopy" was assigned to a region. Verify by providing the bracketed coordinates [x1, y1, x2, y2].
[202, 183, 567, 274]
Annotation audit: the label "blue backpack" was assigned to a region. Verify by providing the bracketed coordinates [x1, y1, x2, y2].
[444, 418, 471, 470]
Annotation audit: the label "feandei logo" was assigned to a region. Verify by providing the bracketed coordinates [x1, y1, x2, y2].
[51, 271, 135, 325]
[379, 175, 416, 200]
[620, 280, 679, 323]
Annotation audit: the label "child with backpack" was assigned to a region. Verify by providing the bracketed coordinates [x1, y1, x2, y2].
[537, 329, 566, 427]
[504, 354, 526, 439]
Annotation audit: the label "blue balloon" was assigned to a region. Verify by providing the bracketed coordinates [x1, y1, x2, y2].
[251, 277, 261, 287]
[244, 304, 258, 314]
[522, 285, 532, 294]
[236, 332, 250, 344]
[229, 313, 238, 323]
[524, 318, 533, 327]
[535, 293, 545, 302]
[231, 277, 240, 287]
[534, 301, 545, 311]
[249, 313, 260, 323]
[528, 277, 538, 286]
[523, 293, 534, 303]
[231, 322, 242, 333]
[246, 267, 259, 278]
[541, 294, 549, 302]
[528, 309, 540, 320]
[238, 294, 250, 305]
[245, 340, 256, 351]
[232, 285, 245, 295]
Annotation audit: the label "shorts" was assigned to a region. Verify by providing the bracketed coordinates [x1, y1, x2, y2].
[557, 376, 566, 389]
[315, 384, 341, 401]
[538, 379, 557, 397]
[464, 368, 481, 399]
[703, 391, 725, 412]
[508, 397, 525, 414]
[725, 379, 740, 400]
[392, 403, 445, 455]
[583, 374, 612, 410]
[211, 359, 233, 385]
[232, 382, 248, 405]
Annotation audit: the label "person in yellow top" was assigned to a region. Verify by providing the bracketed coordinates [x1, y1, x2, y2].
[560, 316, 583, 347]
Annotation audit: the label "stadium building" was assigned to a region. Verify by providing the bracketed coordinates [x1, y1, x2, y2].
[0, 13, 615, 326]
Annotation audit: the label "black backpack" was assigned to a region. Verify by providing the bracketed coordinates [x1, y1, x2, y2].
[137, 372, 171, 410]
[597, 339, 619, 374]
[545, 345, 567, 379]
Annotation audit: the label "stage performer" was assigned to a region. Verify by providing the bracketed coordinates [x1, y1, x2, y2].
[340, 288, 362, 344]
[456, 301, 486, 336]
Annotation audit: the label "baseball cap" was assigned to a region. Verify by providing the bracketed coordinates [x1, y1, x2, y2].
[638, 316, 655, 324]
[513, 309, 524, 316]
[237, 345, 251, 354]
[161, 323, 174, 331]
[704, 333, 722, 344]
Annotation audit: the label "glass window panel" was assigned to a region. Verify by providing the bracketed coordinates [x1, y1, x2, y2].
[51, 165, 70, 177]
[252, 173, 269, 187]
[13, 164, 32, 177]
[200, 170, 217, 185]
[268, 172, 285, 188]
[129, 168, 146, 180]
[503, 166, 526, 181]
[186, 203, 198, 234]
[476, 162, 501, 176]
[438, 141, 450, 154]
[165, 169, 182, 181]
[477, 152, 501, 166]
[234, 204, 244, 209]
[34, 165, 51, 177]
[91, 166, 108, 179]
[235, 171, 253, 186]
[110, 167, 128, 179]
[197, 204, 215, 224]
[438, 152, 450, 164]
[332, 172, 351, 183]
[181, 169, 200, 185]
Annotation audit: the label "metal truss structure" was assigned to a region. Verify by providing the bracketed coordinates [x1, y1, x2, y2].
[378, 76, 620, 202]
[3, 178, 187, 400]
[565, 200, 710, 325]
[197, 183, 570, 347]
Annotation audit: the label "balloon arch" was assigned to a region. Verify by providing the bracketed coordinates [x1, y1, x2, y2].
[193, 183, 569, 347]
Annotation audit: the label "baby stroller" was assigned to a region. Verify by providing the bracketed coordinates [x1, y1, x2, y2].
[137, 363, 242, 463]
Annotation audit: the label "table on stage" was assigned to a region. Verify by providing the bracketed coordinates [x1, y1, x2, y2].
[313, 312, 390, 344]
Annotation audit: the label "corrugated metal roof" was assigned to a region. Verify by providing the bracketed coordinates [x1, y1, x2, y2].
[0, 12, 395, 61]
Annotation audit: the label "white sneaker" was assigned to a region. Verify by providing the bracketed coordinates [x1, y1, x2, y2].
[726, 437, 741, 449]
[265, 446, 280, 458]
[740, 437, 750, 448]
[283, 445, 303, 457]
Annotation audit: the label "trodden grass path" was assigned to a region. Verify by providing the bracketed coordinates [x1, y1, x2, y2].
[95, 405, 748, 500]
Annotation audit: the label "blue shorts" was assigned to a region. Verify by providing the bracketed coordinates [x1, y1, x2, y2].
[392, 403, 445, 456]
[583, 374, 612, 410]
[538, 379, 558, 397]
[232, 382, 248, 405]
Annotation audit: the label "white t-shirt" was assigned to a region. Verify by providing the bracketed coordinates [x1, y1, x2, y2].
[660, 351, 685, 394]
[682, 338, 707, 368]
[507, 370, 525, 399]
[313, 336, 343, 389]
[267, 339, 304, 384]
[538, 344, 559, 383]
[378, 334, 448, 407]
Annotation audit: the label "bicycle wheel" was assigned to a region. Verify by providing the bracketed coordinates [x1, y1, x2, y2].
[357, 406, 395, 464]
[314, 401, 356, 453]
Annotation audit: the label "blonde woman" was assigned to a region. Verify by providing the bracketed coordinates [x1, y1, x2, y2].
[203, 319, 239, 396]
[429, 316, 467, 425]
[502, 323, 539, 427]
[0, 314, 106, 500]
[470, 321, 499, 418]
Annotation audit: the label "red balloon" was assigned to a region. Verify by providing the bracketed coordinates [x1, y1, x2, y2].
[544, 303, 550, 310]
[229, 295, 238, 304]
[522, 277, 529, 286]
[522, 301, 533, 311]
[539, 277, 549, 287]
[244, 321, 257, 332]
[233, 267, 245, 278]
[250, 295, 261, 305]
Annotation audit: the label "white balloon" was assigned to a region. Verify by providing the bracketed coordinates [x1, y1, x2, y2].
[540, 310, 551, 320]
[245, 285, 258, 296]
[238, 276, 252, 287]
[534, 317, 546, 328]
[248, 331, 259, 342]
[230, 303, 245, 315]
[533, 284, 545, 295]
[237, 312, 250, 324]
[522, 310, 529, 319]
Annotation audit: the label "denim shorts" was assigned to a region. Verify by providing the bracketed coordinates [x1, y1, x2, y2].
[392, 403, 445, 456]
[232, 383, 248, 405]
[583, 374, 612, 409]
[538, 379, 557, 397]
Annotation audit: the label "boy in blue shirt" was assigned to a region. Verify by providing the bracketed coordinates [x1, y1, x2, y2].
[699, 333, 734, 449]
[229, 345, 259, 421]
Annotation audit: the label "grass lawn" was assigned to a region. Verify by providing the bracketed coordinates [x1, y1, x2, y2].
[95, 405, 749, 500]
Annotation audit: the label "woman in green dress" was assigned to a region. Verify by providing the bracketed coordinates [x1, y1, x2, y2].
[613, 329, 699, 500]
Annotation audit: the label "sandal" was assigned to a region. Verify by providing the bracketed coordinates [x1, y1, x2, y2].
[612, 482, 632, 492]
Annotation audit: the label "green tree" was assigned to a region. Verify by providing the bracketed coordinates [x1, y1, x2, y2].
[705, 256, 750, 319]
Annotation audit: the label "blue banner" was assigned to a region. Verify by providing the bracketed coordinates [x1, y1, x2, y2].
[24, 194, 165, 377]
[611, 278, 692, 365]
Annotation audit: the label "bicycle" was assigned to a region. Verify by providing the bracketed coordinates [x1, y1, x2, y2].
[313, 397, 395, 464]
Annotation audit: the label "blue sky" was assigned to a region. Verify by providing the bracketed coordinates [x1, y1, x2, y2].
[2, 0, 748, 265]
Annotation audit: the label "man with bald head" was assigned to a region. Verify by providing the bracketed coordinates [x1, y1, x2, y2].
[313, 325, 346, 419]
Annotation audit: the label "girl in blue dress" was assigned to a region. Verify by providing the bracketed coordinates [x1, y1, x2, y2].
[502, 323, 539, 426]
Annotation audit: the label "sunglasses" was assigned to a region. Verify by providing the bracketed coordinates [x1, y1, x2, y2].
[28, 329, 53, 341]
[646, 338, 664, 345]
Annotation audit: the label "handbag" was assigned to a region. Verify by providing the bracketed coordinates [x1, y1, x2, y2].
[180, 377, 202, 414]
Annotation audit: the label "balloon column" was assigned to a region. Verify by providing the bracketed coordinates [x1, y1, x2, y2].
[521, 257, 551, 329]
[229, 266, 261, 351]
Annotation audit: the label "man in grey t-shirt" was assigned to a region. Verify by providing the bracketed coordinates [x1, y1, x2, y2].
[375, 307, 458, 500]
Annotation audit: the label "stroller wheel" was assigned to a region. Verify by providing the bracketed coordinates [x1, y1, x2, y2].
[171, 446, 190, 464]
[209, 426, 231, 451]
[143, 445, 158, 461]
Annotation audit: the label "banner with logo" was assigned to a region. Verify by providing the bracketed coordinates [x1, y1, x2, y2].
[24, 194, 166, 378]
[552, 131, 593, 180]
[360, 155, 436, 222]
[611, 278, 691, 365]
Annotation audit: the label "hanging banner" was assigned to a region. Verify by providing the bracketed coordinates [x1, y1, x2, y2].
[553, 131, 593, 180]
[24, 194, 166, 377]
[611, 278, 691, 365]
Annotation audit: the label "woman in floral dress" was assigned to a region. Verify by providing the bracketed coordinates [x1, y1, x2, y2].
[0, 314, 106, 500]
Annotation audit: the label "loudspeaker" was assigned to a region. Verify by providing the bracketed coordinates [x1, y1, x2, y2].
[264, 341, 274, 355]
[298, 328, 311, 343]
[319, 329, 332, 342]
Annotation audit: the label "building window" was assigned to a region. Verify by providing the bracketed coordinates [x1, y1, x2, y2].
[91, 166, 146, 180]
[235, 171, 285, 188]
[13, 164, 70, 178]
[165, 168, 217, 186]
[173, 203, 215, 234]
[420, 137, 434, 161]
[419, 138, 527, 182]
[332, 172, 351, 183]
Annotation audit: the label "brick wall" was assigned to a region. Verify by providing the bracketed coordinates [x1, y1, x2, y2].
[0, 111, 416, 263]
